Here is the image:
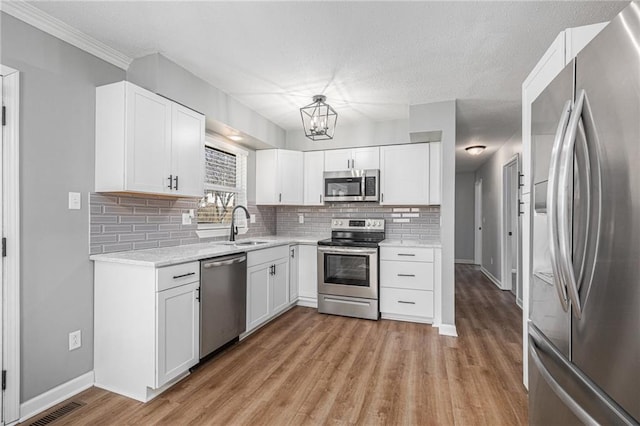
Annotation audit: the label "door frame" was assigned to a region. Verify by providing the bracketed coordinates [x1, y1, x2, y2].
[1, 64, 21, 425]
[474, 179, 483, 265]
[501, 154, 521, 296]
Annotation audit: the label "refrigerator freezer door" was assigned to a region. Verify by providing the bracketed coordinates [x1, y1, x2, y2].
[530, 64, 574, 358]
[571, 2, 640, 422]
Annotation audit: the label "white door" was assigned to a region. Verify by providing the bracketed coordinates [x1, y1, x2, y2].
[289, 246, 299, 302]
[125, 84, 172, 194]
[171, 104, 204, 197]
[324, 149, 353, 172]
[270, 258, 289, 313]
[278, 150, 303, 204]
[303, 151, 325, 205]
[0, 74, 4, 423]
[380, 144, 429, 205]
[352, 147, 380, 170]
[475, 179, 483, 266]
[156, 282, 199, 388]
[247, 265, 271, 330]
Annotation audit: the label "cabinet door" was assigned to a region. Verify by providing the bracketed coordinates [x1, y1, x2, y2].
[429, 142, 441, 205]
[303, 151, 325, 205]
[289, 246, 299, 302]
[298, 245, 318, 300]
[271, 258, 290, 314]
[247, 265, 271, 330]
[171, 104, 204, 197]
[279, 150, 303, 204]
[125, 84, 172, 194]
[324, 149, 353, 172]
[255, 150, 279, 204]
[380, 144, 429, 205]
[156, 281, 199, 388]
[352, 147, 380, 170]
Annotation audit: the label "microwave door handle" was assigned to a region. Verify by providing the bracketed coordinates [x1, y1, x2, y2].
[361, 170, 366, 200]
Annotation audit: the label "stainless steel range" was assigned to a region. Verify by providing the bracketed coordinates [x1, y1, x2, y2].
[317, 218, 385, 320]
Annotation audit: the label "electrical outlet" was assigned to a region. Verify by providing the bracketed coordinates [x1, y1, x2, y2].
[69, 330, 81, 351]
[298, 214, 304, 224]
[250, 214, 256, 224]
[182, 213, 192, 225]
[68, 192, 81, 210]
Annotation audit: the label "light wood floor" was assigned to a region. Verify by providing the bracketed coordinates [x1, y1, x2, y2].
[25, 264, 527, 425]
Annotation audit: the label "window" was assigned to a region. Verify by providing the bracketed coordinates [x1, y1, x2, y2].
[197, 135, 248, 238]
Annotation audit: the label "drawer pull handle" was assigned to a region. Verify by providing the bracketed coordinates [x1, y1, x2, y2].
[397, 274, 416, 277]
[397, 253, 415, 257]
[398, 300, 416, 305]
[173, 272, 196, 279]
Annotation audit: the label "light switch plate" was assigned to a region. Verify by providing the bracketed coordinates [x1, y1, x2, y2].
[68, 192, 81, 210]
[250, 214, 256, 224]
[298, 214, 304, 224]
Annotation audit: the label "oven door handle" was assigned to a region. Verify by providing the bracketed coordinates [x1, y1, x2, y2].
[317, 246, 378, 255]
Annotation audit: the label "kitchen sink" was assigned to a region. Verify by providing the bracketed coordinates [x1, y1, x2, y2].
[214, 240, 270, 247]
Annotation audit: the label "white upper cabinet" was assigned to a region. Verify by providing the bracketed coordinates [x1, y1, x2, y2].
[324, 147, 380, 171]
[303, 151, 325, 205]
[429, 142, 441, 205]
[256, 149, 303, 205]
[380, 143, 430, 205]
[96, 81, 204, 197]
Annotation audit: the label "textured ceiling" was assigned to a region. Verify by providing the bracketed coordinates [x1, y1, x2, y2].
[30, 0, 628, 171]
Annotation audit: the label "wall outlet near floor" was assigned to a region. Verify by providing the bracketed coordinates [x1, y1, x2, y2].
[250, 214, 256, 224]
[69, 330, 81, 351]
[298, 214, 304, 224]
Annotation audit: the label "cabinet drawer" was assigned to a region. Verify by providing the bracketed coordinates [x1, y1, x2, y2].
[247, 245, 289, 268]
[380, 288, 433, 318]
[380, 260, 433, 290]
[157, 262, 200, 291]
[380, 247, 434, 262]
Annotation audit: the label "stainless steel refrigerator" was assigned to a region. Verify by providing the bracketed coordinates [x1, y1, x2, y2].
[529, 2, 640, 424]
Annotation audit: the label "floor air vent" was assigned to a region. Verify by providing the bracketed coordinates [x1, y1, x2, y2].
[29, 401, 85, 426]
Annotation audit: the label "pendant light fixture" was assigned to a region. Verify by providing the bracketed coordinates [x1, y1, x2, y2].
[465, 145, 486, 156]
[300, 95, 338, 141]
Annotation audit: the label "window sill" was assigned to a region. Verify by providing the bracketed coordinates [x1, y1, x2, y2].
[196, 226, 248, 239]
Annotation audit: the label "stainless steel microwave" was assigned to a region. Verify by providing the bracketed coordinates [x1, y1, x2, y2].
[323, 169, 380, 202]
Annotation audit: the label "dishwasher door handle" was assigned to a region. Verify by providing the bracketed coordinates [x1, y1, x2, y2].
[202, 256, 247, 269]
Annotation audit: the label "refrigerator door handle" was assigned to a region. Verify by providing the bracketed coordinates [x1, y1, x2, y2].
[547, 100, 572, 312]
[529, 324, 638, 426]
[558, 89, 586, 319]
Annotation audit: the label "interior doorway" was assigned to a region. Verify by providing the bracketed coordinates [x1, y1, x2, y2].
[502, 155, 522, 307]
[474, 179, 483, 266]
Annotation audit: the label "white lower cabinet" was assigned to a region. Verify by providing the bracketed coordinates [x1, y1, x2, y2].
[289, 245, 299, 302]
[296, 245, 318, 307]
[380, 246, 440, 324]
[94, 261, 200, 402]
[246, 246, 291, 334]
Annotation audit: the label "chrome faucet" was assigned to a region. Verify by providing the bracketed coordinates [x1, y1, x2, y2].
[229, 205, 251, 241]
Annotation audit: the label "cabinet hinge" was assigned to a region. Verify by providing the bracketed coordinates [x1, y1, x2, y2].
[2, 237, 6, 257]
[2, 106, 6, 126]
[2, 370, 7, 390]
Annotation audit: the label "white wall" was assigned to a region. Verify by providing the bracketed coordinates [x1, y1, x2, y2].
[455, 172, 475, 262]
[474, 132, 522, 282]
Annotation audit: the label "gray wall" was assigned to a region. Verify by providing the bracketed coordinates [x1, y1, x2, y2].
[455, 172, 475, 262]
[474, 133, 522, 282]
[1, 13, 125, 401]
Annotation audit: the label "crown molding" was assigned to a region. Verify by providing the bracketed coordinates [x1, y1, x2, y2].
[1, 0, 132, 70]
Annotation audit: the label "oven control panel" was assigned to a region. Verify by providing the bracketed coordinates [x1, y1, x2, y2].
[331, 218, 385, 230]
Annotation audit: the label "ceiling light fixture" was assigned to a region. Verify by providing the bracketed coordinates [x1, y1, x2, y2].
[300, 95, 337, 141]
[465, 145, 486, 156]
[228, 135, 243, 142]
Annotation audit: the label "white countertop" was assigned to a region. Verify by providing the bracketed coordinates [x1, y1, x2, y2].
[90, 235, 324, 268]
[379, 239, 441, 248]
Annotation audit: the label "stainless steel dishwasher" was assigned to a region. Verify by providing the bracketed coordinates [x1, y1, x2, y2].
[200, 253, 247, 359]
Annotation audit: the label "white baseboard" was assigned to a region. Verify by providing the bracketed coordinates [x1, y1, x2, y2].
[296, 296, 317, 308]
[438, 324, 458, 337]
[455, 259, 476, 264]
[480, 267, 502, 289]
[20, 371, 94, 423]
[381, 313, 432, 324]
